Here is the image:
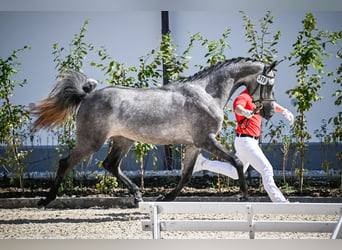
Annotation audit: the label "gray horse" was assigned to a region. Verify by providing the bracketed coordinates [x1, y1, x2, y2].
[31, 57, 278, 207]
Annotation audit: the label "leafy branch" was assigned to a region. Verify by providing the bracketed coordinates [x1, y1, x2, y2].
[52, 19, 94, 72]
[240, 10, 282, 63]
[194, 27, 231, 69]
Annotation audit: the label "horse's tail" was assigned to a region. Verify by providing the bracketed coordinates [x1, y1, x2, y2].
[30, 69, 97, 131]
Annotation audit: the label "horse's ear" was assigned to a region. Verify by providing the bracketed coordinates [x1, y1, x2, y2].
[265, 59, 284, 74]
[265, 61, 278, 74]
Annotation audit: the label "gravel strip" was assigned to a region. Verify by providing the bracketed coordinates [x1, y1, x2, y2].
[0, 207, 337, 239]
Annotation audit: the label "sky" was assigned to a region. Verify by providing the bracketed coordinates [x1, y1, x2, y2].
[0, 1, 341, 143]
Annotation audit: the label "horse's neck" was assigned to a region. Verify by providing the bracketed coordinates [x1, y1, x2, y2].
[169, 59, 262, 109]
[211, 61, 263, 108]
[203, 78, 234, 109]
[203, 67, 247, 109]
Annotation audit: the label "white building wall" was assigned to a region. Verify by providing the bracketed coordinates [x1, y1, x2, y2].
[0, 7, 341, 142]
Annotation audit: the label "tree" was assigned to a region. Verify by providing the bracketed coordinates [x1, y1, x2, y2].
[329, 49, 342, 143]
[0, 46, 31, 190]
[133, 142, 157, 190]
[49, 19, 96, 191]
[329, 49, 342, 189]
[51, 19, 94, 155]
[286, 12, 342, 194]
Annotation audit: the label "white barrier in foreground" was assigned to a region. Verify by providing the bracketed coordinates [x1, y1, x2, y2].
[139, 202, 342, 239]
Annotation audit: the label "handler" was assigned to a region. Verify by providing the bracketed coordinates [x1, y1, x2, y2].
[193, 88, 294, 202]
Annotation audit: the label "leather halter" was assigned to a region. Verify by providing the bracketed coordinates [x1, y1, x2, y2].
[249, 65, 276, 105]
[238, 65, 276, 130]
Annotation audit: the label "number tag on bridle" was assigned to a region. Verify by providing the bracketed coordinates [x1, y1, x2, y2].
[257, 75, 268, 85]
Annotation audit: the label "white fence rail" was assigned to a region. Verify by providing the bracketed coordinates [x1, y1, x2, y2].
[139, 202, 342, 239]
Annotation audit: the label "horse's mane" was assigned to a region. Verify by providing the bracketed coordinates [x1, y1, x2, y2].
[177, 57, 258, 83]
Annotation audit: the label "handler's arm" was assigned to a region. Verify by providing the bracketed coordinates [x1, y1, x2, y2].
[275, 103, 294, 125]
[275, 103, 286, 113]
[235, 104, 254, 119]
[234, 104, 246, 116]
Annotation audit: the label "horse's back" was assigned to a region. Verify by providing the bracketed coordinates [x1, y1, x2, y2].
[76, 86, 192, 142]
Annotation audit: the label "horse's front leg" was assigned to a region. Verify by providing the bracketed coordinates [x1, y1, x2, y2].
[157, 145, 200, 201]
[200, 133, 248, 200]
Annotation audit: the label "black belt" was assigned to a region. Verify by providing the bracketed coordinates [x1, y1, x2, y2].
[236, 133, 259, 140]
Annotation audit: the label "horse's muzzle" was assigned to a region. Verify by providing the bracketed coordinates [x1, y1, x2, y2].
[259, 102, 275, 120]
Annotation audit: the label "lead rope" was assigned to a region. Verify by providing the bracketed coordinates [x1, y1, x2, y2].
[238, 103, 263, 130]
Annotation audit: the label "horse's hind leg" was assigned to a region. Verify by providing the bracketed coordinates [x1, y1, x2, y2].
[102, 136, 143, 205]
[157, 145, 200, 201]
[38, 146, 96, 207]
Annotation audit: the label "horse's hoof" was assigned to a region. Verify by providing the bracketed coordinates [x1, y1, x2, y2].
[37, 198, 48, 208]
[156, 195, 166, 201]
[134, 197, 144, 207]
[156, 194, 175, 202]
[238, 196, 248, 202]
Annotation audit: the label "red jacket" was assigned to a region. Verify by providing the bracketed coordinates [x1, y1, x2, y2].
[233, 88, 262, 137]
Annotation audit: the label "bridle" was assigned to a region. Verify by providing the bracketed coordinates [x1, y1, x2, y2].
[249, 64, 276, 104]
[239, 64, 276, 130]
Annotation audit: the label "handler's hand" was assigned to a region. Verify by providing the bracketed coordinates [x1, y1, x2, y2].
[242, 109, 254, 119]
[283, 109, 294, 125]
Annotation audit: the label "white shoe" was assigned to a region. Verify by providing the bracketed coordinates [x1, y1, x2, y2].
[193, 153, 206, 173]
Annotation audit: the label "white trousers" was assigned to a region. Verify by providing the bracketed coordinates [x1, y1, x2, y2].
[195, 136, 287, 202]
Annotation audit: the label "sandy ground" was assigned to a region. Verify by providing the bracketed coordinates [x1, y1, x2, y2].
[0, 207, 338, 239]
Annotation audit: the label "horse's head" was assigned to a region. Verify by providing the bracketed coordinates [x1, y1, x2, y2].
[246, 61, 278, 120]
